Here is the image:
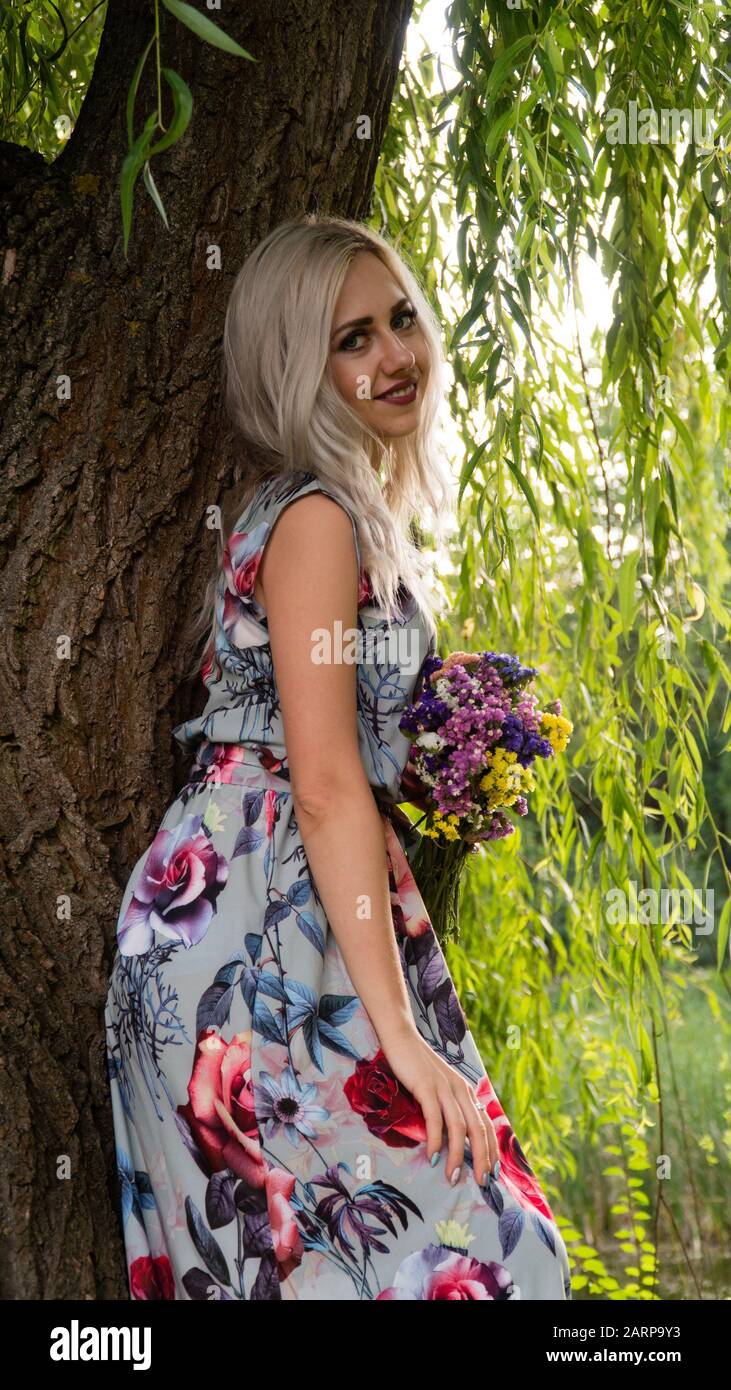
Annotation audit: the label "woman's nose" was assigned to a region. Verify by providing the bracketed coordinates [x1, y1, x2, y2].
[378, 331, 416, 376]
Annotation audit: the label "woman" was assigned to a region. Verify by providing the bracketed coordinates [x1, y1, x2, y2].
[105, 215, 572, 1301]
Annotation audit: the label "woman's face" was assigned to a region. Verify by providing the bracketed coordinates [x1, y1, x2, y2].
[328, 251, 429, 440]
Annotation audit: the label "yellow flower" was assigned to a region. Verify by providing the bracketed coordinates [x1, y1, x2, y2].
[478, 746, 536, 808]
[540, 711, 573, 754]
[435, 1218, 475, 1249]
[425, 810, 462, 842]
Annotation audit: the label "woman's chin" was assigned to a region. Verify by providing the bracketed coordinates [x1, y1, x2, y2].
[372, 408, 421, 440]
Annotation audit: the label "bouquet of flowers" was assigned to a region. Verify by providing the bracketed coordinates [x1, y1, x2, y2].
[398, 650, 573, 948]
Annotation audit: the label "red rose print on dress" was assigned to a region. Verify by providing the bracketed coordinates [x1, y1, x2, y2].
[343, 1048, 427, 1148]
[129, 1253, 175, 1300]
[223, 523, 268, 602]
[475, 1074, 555, 1223]
[220, 522, 271, 651]
[357, 567, 373, 606]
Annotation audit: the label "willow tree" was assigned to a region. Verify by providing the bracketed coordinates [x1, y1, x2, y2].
[375, 0, 731, 1299]
[0, 0, 413, 1298]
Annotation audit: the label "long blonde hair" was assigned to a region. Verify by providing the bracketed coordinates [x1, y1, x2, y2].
[182, 215, 452, 683]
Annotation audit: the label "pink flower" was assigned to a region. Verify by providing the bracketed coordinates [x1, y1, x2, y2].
[377, 1244, 516, 1299]
[178, 1028, 267, 1187]
[117, 814, 229, 956]
[382, 817, 431, 939]
[178, 1029, 304, 1282]
[264, 1167, 304, 1276]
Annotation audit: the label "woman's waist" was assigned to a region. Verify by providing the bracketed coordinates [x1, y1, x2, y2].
[187, 739, 292, 792]
[187, 739, 413, 834]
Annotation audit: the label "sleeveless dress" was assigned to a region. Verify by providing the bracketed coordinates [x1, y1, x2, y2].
[104, 468, 573, 1301]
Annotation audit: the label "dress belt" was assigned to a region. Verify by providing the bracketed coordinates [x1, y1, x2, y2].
[189, 741, 419, 846]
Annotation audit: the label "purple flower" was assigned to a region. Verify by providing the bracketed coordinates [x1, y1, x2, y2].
[500, 712, 554, 765]
[477, 650, 538, 689]
[400, 648, 570, 845]
[117, 814, 229, 956]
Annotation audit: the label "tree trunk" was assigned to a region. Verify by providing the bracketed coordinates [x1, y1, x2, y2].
[0, 0, 413, 1298]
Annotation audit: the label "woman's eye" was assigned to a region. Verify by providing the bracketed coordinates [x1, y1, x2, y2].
[339, 331, 367, 352]
[337, 309, 417, 351]
[393, 308, 418, 331]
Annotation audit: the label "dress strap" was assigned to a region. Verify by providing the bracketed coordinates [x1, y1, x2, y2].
[227, 470, 366, 626]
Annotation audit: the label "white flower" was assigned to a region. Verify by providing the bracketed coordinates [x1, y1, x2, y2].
[418, 733, 445, 751]
[413, 757, 437, 787]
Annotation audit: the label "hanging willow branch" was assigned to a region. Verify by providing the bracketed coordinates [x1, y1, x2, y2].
[374, 0, 731, 1301]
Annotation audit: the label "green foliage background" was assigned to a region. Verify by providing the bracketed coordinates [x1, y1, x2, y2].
[373, 0, 731, 1300]
[4, 0, 730, 1300]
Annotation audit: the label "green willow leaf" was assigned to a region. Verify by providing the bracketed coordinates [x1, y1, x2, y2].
[717, 898, 731, 973]
[663, 405, 695, 462]
[534, 45, 557, 101]
[484, 34, 535, 102]
[652, 500, 671, 581]
[485, 105, 516, 157]
[505, 455, 541, 526]
[457, 439, 488, 507]
[126, 32, 155, 147]
[618, 551, 640, 633]
[639, 1023, 655, 1084]
[37, 52, 60, 109]
[639, 928, 664, 1000]
[161, 0, 255, 60]
[147, 68, 193, 158]
[551, 109, 594, 172]
[120, 109, 158, 257]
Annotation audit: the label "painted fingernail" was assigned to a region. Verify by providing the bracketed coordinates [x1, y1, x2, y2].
[430, 1152, 440, 1167]
[492, 1159, 501, 1179]
[450, 1165, 461, 1185]
[480, 1170, 489, 1186]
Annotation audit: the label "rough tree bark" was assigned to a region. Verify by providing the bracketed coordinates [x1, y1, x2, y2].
[0, 0, 413, 1298]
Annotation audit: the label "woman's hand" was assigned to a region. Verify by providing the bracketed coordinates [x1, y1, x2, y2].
[379, 1024, 500, 1187]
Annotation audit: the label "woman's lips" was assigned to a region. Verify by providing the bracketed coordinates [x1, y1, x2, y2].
[374, 381, 418, 406]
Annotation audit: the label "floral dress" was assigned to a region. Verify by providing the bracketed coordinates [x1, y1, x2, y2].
[105, 468, 572, 1301]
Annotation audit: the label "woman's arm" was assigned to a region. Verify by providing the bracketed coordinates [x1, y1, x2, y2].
[259, 493, 415, 1040]
[259, 492, 499, 1187]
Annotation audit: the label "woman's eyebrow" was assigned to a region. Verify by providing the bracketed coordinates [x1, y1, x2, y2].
[331, 296, 411, 339]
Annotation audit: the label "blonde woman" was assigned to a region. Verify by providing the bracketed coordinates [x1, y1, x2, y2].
[105, 216, 572, 1301]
